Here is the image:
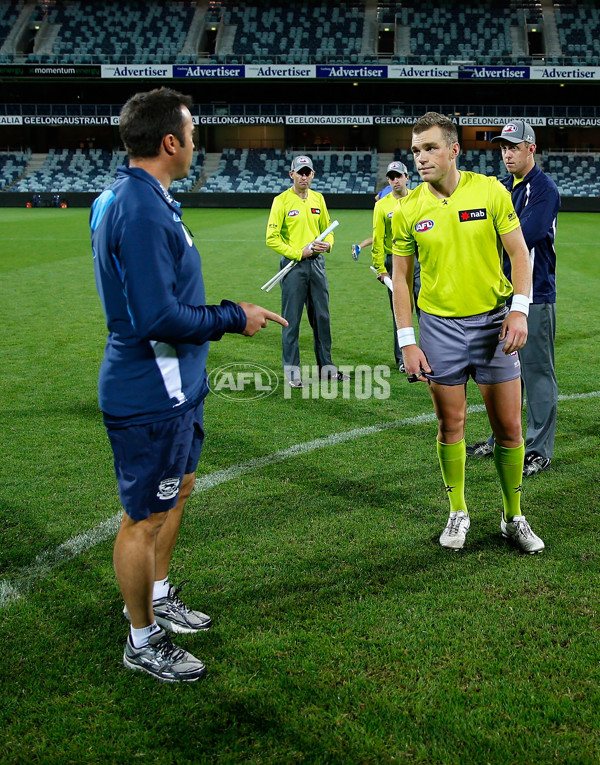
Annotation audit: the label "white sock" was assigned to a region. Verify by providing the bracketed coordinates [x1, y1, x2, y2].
[130, 621, 160, 649]
[153, 576, 170, 601]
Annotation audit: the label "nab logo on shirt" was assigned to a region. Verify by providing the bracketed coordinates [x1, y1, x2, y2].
[459, 208, 487, 222]
[311, 207, 321, 214]
[415, 219, 434, 232]
[288, 209, 300, 217]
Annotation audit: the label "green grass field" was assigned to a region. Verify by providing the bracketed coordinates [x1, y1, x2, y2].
[1, 207, 599, 764]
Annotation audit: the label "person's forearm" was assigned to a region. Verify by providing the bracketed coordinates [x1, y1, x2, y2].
[392, 256, 415, 329]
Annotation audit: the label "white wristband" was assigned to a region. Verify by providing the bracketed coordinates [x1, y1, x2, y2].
[396, 327, 416, 348]
[510, 294, 530, 317]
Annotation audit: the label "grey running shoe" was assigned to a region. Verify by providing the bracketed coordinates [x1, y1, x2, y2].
[153, 582, 212, 634]
[501, 515, 545, 554]
[320, 369, 350, 381]
[287, 378, 303, 388]
[523, 453, 551, 476]
[466, 440, 494, 458]
[439, 511, 470, 550]
[123, 582, 212, 634]
[123, 628, 206, 683]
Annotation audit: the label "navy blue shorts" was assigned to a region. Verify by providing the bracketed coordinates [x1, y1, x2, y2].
[105, 400, 205, 521]
[419, 306, 522, 386]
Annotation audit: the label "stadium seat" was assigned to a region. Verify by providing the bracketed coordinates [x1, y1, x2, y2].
[199, 148, 378, 194]
[32, 1, 197, 64]
[0, 150, 32, 190]
[543, 152, 600, 197]
[555, 3, 600, 63]
[223, 2, 364, 62]
[10, 148, 204, 193]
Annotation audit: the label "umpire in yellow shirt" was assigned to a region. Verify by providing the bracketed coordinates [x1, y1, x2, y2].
[371, 160, 419, 370]
[266, 155, 348, 388]
[392, 112, 544, 554]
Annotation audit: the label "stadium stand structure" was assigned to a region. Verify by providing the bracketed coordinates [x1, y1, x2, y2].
[554, 1, 600, 64]
[204, 0, 594, 65]
[544, 153, 600, 198]
[2, 0, 197, 64]
[0, 0, 595, 65]
[0, 0, 21, 44]
[459, 149, 505, 178]
[0, 4, 598, 199]
[221, 2, 364, 63]
[2, 144, 598, 198]
[9, 148, 205, 193]
[0, 100, 597, 121]
[397, 1, 514, 63]
[199, 148, 377, 194]
[12, 148, 126, 192]
[0, 149, 31, 189]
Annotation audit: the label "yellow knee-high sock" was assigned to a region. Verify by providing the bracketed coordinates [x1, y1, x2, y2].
[493, 443, 525, 521]
[437, 440, 467, 514]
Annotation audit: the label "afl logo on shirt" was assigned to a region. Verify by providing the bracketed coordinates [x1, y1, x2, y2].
[288, 210, 300, 217]
[415, 219, 434, 232]
[387, 211, 394, 219]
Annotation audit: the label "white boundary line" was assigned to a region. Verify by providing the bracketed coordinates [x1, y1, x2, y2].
[1, 391, 598, 609]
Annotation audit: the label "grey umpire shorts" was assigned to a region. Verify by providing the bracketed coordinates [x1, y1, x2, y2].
[419, 305, 522, 386]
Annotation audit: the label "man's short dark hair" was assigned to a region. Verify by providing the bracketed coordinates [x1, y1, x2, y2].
[413, 111, 458, 146]
[119, 88, 193, 159]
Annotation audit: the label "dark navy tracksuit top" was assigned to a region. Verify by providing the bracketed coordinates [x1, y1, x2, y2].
[91, 166, 246, 425]
[500, 164, 560, 304]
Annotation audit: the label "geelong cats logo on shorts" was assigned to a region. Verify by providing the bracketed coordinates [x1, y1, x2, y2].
[459, 209, 487, 222]
[157, 477, 181, 501]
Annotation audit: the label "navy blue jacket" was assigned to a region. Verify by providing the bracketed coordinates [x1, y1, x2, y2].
[91, 166, 246, 424]
[500, 164, 560, 303]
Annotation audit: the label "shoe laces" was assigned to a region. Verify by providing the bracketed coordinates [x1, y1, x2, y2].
[153, 632, 185, 662]
[168, 581, 192, 613]
[525, 454, 543, 467]
[513, 518, 534, 539]
[447, 514, 466, 536]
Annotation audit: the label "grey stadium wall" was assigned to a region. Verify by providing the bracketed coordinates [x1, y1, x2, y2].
[1, 193, 598, 212]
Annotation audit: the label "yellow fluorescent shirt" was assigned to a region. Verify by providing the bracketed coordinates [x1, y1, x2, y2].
[392, 171, 520, 317]
[371, 190, 411, 274]
[266, 187, 333, 262]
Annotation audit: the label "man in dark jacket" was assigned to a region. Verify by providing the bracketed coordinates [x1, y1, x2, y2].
[467, 121, 560, 477]
[92, 88, 286, 682]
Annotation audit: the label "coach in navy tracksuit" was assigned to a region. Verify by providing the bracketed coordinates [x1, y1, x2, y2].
[468, 121, 560, 477]
[91, 88, 286, 682]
